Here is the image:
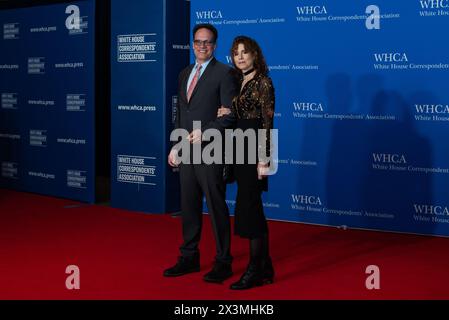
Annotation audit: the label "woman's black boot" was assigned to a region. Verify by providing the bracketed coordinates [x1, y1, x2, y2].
[230, 235, 274, 290]
[230, 259, 264, 290]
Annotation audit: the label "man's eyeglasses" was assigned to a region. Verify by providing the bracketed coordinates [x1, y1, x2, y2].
[193, 40, 215, 47]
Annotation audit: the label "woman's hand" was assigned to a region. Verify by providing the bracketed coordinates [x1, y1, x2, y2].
[217, 106, 231, 118]
[257, 162, 269, 180]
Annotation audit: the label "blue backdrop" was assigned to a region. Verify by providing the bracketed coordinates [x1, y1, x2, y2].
[110, 0, 189, 213]
[0, 0, 96, 202]
[192, 0, 449, 237]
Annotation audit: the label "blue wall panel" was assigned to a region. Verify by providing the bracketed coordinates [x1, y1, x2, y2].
[110, 0, 189, 213]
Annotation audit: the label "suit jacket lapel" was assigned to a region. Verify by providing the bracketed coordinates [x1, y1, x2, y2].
[181, 64, 194, 105]
[189, 58, 216, 103]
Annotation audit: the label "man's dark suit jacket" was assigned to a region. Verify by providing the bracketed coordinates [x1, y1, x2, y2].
[175, 57, 237, 134]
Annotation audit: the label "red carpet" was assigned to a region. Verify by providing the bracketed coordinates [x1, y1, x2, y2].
[1, 189, 449, 300]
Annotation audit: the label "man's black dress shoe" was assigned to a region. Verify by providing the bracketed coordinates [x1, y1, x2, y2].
[203, 262, 233, 283]
[163, 256, 200, 277]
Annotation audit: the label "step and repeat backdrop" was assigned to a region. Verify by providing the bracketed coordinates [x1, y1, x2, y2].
[192, 0, 449, 237]
[2, 0, 448, 237]
[0, 0, 96, 202]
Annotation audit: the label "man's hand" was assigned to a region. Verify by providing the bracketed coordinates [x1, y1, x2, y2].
[187, 128, 202, 144]
[168, 148, 180, 167]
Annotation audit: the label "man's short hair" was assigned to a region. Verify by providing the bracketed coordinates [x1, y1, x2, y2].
[193, 24, 218, 43]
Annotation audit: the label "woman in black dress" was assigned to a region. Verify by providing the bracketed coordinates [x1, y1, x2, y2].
[217, 36, 275, 290]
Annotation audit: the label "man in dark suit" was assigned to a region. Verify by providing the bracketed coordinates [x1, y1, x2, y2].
[164, 24, 237, 283]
